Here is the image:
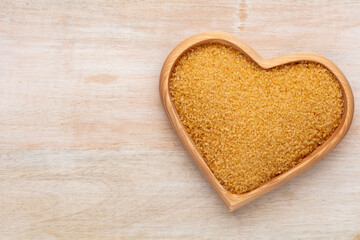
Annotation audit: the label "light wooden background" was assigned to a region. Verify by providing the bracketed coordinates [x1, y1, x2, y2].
[0, 0, 359, 239]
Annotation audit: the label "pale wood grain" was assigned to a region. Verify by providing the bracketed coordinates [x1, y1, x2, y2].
[0, 0, 359, 239]
[0, 150, 359, 239]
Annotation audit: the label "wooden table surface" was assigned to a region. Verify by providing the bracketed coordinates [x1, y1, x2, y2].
[1, 0, 359, 239]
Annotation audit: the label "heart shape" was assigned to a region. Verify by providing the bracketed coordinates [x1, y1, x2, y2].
[160, 31, 354, 211]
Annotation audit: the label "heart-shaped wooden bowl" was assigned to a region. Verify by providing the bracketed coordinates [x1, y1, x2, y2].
[159, 31, 354, 211]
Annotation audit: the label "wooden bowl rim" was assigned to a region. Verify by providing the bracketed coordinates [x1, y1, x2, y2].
[159, 31, 354, 211]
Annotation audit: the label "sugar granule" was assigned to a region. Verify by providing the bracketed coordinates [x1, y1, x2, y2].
[169, 43, 344, 194]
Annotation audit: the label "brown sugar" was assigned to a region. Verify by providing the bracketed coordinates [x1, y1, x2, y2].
[169, 43, 344, 195]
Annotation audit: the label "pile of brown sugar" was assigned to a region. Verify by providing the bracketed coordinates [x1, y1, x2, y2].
[169, 43, 344, 195]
